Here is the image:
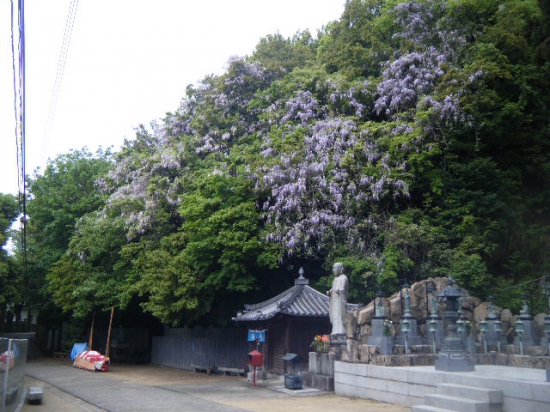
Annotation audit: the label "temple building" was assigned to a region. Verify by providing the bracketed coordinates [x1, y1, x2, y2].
[233, 268, 358, 373]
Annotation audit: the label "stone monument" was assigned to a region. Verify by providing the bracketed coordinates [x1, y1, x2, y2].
[435, 277, 475, 372]
[395, 287, 423, 346]
[424, 293, 444, 350]
[327, 262, 348, 350]
[513, 298, 541, 347]
[327, 262, 348, 335]
[368, 292, 393, 351]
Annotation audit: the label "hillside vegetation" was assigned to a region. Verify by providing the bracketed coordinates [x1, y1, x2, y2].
[7, 0, 549, 327]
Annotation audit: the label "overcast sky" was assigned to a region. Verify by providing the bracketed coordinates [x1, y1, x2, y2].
[0, 0, 345, 196]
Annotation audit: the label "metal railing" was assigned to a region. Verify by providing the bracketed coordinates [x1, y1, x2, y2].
[1, 338, 28, 412]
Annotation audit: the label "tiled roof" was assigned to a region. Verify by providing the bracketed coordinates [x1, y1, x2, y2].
[233, 269, 360, 322]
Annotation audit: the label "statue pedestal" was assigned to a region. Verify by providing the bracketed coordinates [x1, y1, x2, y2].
[379, 336, 394, 355]
[435, 349, 476, 372]
[366, 318, 394, 354]
[435, 334, 475, 372]
[367, 318, 390, 346]
[329, 334, 346, 358]
[303, 352, 335, 391]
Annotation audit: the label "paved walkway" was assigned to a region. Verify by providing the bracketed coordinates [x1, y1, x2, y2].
[21, 358, 411, 412]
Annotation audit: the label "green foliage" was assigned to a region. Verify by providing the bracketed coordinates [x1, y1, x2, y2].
[27, 148, 113, 262]
[0, 193, 18, 307]
[317, 0, 398, 79]
[251, 30, 318, 76]
[317, 253, 388, 303]
[0, 194, 18, 244]
[23, 148, 113, 318]
[134, 173, 281, 326]
[18, 0, 550, 327]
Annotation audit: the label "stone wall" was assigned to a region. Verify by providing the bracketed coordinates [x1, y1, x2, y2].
[341, 277, 550, 366]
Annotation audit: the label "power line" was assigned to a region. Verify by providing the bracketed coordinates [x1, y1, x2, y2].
[10, 0, 21, 197]
[11, 0, 26, 217]
[40, 0, 80, 158]
[19, 0, 26, 221]
[10, 0, 28, 272]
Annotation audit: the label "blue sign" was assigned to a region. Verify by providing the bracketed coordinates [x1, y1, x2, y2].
[247, 330, 266, 342]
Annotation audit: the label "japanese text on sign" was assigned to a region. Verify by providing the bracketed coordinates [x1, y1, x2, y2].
[247, 330, 266, 342]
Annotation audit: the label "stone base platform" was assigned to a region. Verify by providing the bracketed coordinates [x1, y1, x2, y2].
[335, 361, 550, 412]
[304, 351, 336, 391]
[351, 344, 550, 369]
[302, 372, 334, 391]
[355, 345, 437, 366]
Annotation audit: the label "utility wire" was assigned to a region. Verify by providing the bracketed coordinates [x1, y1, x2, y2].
[10, 0, 21, 198]
[10, 0, 28, 274]
[19, 0, 26, 220]
[495, 275, 547, 294]
[19, 0, 28, 279]
[40, 0, 79, 159]
[11, 0, 26, 219]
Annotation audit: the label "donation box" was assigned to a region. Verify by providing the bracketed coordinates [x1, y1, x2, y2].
[247, 350, 264, 367]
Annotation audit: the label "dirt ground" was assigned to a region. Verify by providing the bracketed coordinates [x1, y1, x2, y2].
[22, 361, 411, 412]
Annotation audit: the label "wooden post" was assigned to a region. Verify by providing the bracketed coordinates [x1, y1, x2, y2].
[88, 310, 96, 349]
[105, 306, 115, 358]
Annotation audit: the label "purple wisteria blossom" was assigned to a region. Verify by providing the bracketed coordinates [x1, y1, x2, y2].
[281, 91, 319, 125]
[260, 111, 408, 255]
[374, 49, 445, 115]
[97, 126, 186, 241]
[95, 57, 275, 241]
[375, 0, 484, 139]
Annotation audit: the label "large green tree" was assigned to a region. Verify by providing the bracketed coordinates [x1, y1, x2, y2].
[25, 148, 113, 319]
[0, 193, 19, 331]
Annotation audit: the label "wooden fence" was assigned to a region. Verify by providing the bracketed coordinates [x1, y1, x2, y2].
[151, 328, 251, 371]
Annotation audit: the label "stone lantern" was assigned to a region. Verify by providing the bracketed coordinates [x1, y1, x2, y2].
[434, 277, 475, 372]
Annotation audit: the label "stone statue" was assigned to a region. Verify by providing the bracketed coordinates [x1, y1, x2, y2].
[520, 299, 531, 318]
[430, 294, 439, 317]
[327, 262, 348, 335]
[376, 296, 385, 317]
[404, 288, 411, 317]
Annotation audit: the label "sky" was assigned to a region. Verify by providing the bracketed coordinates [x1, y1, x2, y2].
[0, 0, 345, 196]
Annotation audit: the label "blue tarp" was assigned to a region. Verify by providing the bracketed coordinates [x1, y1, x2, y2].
[70, 342, 88, 361]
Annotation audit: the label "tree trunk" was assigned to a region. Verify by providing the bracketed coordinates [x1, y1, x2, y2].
[26, 304, 32, 331]
[88, 310, 96, 349]
[105, 306, 115, 358]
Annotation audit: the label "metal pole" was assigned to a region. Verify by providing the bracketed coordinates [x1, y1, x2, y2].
[1, 340, 13, 412]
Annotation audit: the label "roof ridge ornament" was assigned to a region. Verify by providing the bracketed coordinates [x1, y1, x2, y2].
[295, 267, 309, 285]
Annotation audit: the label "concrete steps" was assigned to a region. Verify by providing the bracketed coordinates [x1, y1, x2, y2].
[412, 383, 503, 412]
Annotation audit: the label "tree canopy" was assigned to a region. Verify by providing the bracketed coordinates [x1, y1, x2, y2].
[20, 0, 550, 326]
[0, 194, 18, 309]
